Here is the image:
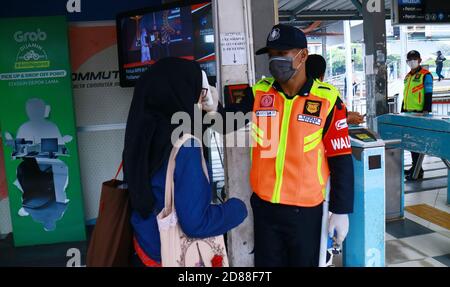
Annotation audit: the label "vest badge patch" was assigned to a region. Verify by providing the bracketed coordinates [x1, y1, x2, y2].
[260, 94, 275, 108]
[303, 100, 322, 117]
[298, 114, 322, 126]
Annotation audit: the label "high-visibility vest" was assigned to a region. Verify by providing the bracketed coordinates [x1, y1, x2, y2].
[250, 78, 339, 207]
[403, 67, 431, 112]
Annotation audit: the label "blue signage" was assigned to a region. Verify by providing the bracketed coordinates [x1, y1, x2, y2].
[399, 0, 422, 6]
[393, 0, 450, 24]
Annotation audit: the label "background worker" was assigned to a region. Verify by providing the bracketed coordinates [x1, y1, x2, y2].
[435, 50, 446, 81]
[204, 24, 355, 267]
[402, 50, 434, 180]
[306, 54, 365, 126]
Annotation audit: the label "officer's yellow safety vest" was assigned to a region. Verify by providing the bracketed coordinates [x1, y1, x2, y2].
[403, 67, 431, 112]
[250, 78, 339, 207]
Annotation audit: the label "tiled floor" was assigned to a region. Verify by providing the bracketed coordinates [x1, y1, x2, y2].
[0, 231, 89, 267]
[0, 155, 448, 267]
[386, 217, 450, 267]
[385, 155, 450, 267]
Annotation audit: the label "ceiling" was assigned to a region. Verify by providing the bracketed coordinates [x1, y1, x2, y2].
[278, 0, 392, 32]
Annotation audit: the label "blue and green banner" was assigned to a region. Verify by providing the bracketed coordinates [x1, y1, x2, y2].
[0, 16, 86, 246]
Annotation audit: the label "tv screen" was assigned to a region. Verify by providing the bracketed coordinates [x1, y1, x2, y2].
[116, 1, 215, 87]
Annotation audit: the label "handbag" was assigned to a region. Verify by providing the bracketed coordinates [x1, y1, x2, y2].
[157, 134, 229, 267]
[86, 163, 133, 267]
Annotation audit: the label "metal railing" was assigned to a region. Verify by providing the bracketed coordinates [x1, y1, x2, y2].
[210, 131, 225, 203]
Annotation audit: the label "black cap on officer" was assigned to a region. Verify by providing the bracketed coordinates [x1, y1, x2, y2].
[407, 50, 421, 60]
[256, 24, 307, 55]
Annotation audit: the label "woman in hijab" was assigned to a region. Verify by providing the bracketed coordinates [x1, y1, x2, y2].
[123, 57, 247, 267]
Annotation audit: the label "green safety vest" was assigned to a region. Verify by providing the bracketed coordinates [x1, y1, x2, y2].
[403, 67, 431, 112]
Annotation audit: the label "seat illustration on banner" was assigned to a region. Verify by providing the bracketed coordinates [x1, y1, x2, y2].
[4, 98, 73, 231]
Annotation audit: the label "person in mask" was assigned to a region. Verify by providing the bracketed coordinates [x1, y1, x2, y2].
[204, 24, 354, 267]
[124, 57, 247, 267]
[402, 50, 434, 180]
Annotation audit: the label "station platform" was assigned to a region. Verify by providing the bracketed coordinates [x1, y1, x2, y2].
[385, 154, 450, 267]
[1, 154, 448, 267]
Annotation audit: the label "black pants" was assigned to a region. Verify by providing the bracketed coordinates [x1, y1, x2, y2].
[250, 193, 323, 267]
[411, 152, 424, 173]
[436, 64, 444, 80]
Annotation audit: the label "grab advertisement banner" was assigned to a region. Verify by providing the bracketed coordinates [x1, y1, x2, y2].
[0, 16, 86, 246]
[0, 137, 7, 200]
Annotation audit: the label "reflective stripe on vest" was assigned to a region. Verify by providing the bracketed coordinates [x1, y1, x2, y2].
[403, 68, 430, 111]
[250, 78, 338, 206]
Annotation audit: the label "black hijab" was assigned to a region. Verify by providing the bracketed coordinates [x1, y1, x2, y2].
[123, 57, 203, 218]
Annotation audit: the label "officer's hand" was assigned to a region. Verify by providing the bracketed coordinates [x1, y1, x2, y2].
[328, 213, 349, 245]
[201, 85, 219, 113]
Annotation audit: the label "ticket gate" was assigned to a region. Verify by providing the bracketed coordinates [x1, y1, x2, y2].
[343, 128, 386, 267]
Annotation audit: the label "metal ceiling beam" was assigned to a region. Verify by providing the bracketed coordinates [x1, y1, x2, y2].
[278, 0, 292, 9]
[292, 0, 319, 15]
[317, 0, 347, 11]
[280, 10, 359, 18]
[279, 10, 391, 21]
[350, 0, 363, 14]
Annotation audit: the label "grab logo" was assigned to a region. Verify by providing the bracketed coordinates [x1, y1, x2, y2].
[14, 29, 47, 43]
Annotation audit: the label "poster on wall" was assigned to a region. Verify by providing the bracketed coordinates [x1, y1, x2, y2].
[68, 22, 132, 223]
[0, 16, 86, 246]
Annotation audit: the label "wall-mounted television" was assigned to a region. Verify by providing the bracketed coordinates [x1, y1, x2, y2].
[116, 0, 215, 87]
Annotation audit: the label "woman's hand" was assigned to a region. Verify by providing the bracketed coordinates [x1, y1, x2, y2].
[347, 111, 365, 125]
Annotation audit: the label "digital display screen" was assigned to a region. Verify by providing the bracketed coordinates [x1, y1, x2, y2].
[116, 1, 215, 87]
[349, 129, 377, 143]
[393, 0, 450, 24]
[426, 1, 450, 12]
[355, 134, 372, 141]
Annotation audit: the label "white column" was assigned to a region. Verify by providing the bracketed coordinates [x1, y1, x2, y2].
[399, 25, 408, 112]
[344, 20, 354, 110]
[321, 28, 327, 61]
[215, 0, 261, 267]
[400, 25, 408, 79]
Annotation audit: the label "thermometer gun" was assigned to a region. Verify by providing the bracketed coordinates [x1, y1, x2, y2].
[201, 70, 214, 107]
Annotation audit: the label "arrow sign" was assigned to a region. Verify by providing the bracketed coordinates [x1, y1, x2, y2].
[220, 32, 247, 66]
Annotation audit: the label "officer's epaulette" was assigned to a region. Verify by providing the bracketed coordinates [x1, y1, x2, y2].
[317, 85, 331, 90]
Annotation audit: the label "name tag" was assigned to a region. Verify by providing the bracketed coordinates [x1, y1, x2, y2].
[298, 114, 322, 126]
[256, 110, 277, 117]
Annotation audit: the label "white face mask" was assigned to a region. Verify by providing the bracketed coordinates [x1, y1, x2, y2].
[407, 60, 419, 70]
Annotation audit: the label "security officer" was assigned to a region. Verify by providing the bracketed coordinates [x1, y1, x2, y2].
[402, 50, 433, 180]
[204, 24, 355, 267]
